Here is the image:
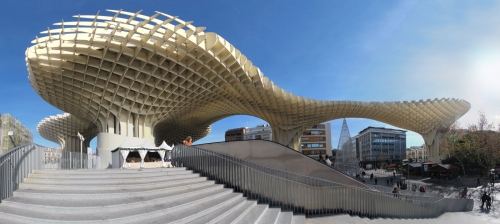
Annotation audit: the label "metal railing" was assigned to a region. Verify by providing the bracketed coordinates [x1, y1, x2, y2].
[43, 151, 100, 170]
[0, 144, 44, 203]
[1, 144, 101, 203]
[172, 145, 473, 219]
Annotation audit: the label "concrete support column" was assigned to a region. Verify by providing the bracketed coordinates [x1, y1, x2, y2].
[97, 118, 154, 168]
[97, 132, 127, 169]
[63, 136, 89, 153]
[271, 125, 305, 151]
[421, 128, 443, 159]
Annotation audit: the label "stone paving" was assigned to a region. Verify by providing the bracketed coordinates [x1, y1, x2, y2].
[308, 170, 500, 223]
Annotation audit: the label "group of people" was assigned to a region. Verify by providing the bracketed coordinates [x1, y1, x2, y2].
[481, 192, 492, 210]
[318, 154, 332, 166]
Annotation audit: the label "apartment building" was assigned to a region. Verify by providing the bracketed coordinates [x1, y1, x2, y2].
[300, 123, 332, 158]
[0, 114, 33, 153]
[225, 127, 246, 141]
[406, 145, 428, 162]
[244, 125, 272, 141]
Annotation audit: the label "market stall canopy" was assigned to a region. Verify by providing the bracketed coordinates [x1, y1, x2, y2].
[158, 140, 173, 150]
[430, 164, 459, 172]
[115, 137, 158, 150]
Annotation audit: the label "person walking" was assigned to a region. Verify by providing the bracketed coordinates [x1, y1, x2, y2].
[461, 187, 468, 199]
[325, 155, 332, 166]
[419, 186, 426, 193]
[183, 136, 193, 146]
[393, 171, 396, 177]
[318, 155, 327, 165]
[386, 179, 390, 186]
[375, 178, 378, 185]
[396, 181, 400, 189]
[392, 187, 400, 197]
[477, 177, 481, 187]
[370, 173, 374, 180]
[486, 193, 492, 210]
[481, 192, 488, 209]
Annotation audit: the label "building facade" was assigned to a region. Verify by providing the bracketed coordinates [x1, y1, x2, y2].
[406, 145, 428, 162]
[244, 125, 272, 141]
[0, 114, 33, 153]
[358, 127, 406, 167]
[225, 127, 246, 141]
[300, 123, 332, 157]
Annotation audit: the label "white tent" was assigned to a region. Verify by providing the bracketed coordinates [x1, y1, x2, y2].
[113, 137, 172, 169]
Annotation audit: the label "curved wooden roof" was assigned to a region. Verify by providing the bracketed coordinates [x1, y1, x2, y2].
[27, 10, 470, 147]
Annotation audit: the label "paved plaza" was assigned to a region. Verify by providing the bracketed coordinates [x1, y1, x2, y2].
[326, 169, 500, 223]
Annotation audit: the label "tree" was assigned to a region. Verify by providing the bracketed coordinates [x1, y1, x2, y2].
[441, 112, 500, 177]
[467, 112, 500, 177]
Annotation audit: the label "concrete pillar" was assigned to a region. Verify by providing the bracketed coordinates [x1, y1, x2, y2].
[96, 132, 127, 169]
[271, 125, 304, 151]
[421, 128, 443, 159]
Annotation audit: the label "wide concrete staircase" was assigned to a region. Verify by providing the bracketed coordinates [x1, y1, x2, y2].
[0, 168, 306, 224]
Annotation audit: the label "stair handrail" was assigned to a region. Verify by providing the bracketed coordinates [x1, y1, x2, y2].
[172, 144, 473, 219]
[0, 144, 44, 203]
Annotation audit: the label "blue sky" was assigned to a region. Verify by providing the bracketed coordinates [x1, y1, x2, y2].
[1, 1, 499, 152]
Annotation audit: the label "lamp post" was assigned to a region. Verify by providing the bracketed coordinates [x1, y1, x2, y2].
[77, 132, 85, 169]
[491, 169, 495, 192]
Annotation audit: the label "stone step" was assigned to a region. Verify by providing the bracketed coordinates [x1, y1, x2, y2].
[258, 208, 281, 224]
[217, 200, 258, 224]
[3, 184, 225, 214]
[291, 214, 306, 224]
[13, 179, 214, 200]
[19, 175, 206, 191]
[29, 169, 192, 179]
[142, 192, 244, 223]
[188, 196, 248, 224]
[23, 172, 200, 184]
[0, 186, 236, 223]
[239, 204, 268, 223]
[276, 211, 294, 224]
[1, 167, 312, 223]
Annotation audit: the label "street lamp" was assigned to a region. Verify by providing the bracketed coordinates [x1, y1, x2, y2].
[77, 132, 85, 169]
[491, 169, 495, 190]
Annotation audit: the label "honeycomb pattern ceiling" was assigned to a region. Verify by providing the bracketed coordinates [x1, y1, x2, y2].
[26, 10, 471, 149]
[37, 113, 99, 149]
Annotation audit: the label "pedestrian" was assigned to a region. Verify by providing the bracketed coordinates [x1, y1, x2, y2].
[386, 179, 390, 186]
[477, 177, 481, 187]
[481, 192, 488, 209]
[397, 181, 400, 189]
[183, 136, 193, 146]
[419, 186, 426, 193]
[375, 178, 378, 185]
[461, 187, 468, 199]
[325, 155, 332, 166]
[393, 171, 396, 177]
[362, 171, 366, 177]
[318, 155, 327, 165]
[392, 187, 400, 197]
[370, 173, 374, 180]
[486, 193, 492, 210]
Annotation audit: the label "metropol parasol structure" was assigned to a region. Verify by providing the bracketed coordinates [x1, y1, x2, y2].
[29, 10, 470, 167]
